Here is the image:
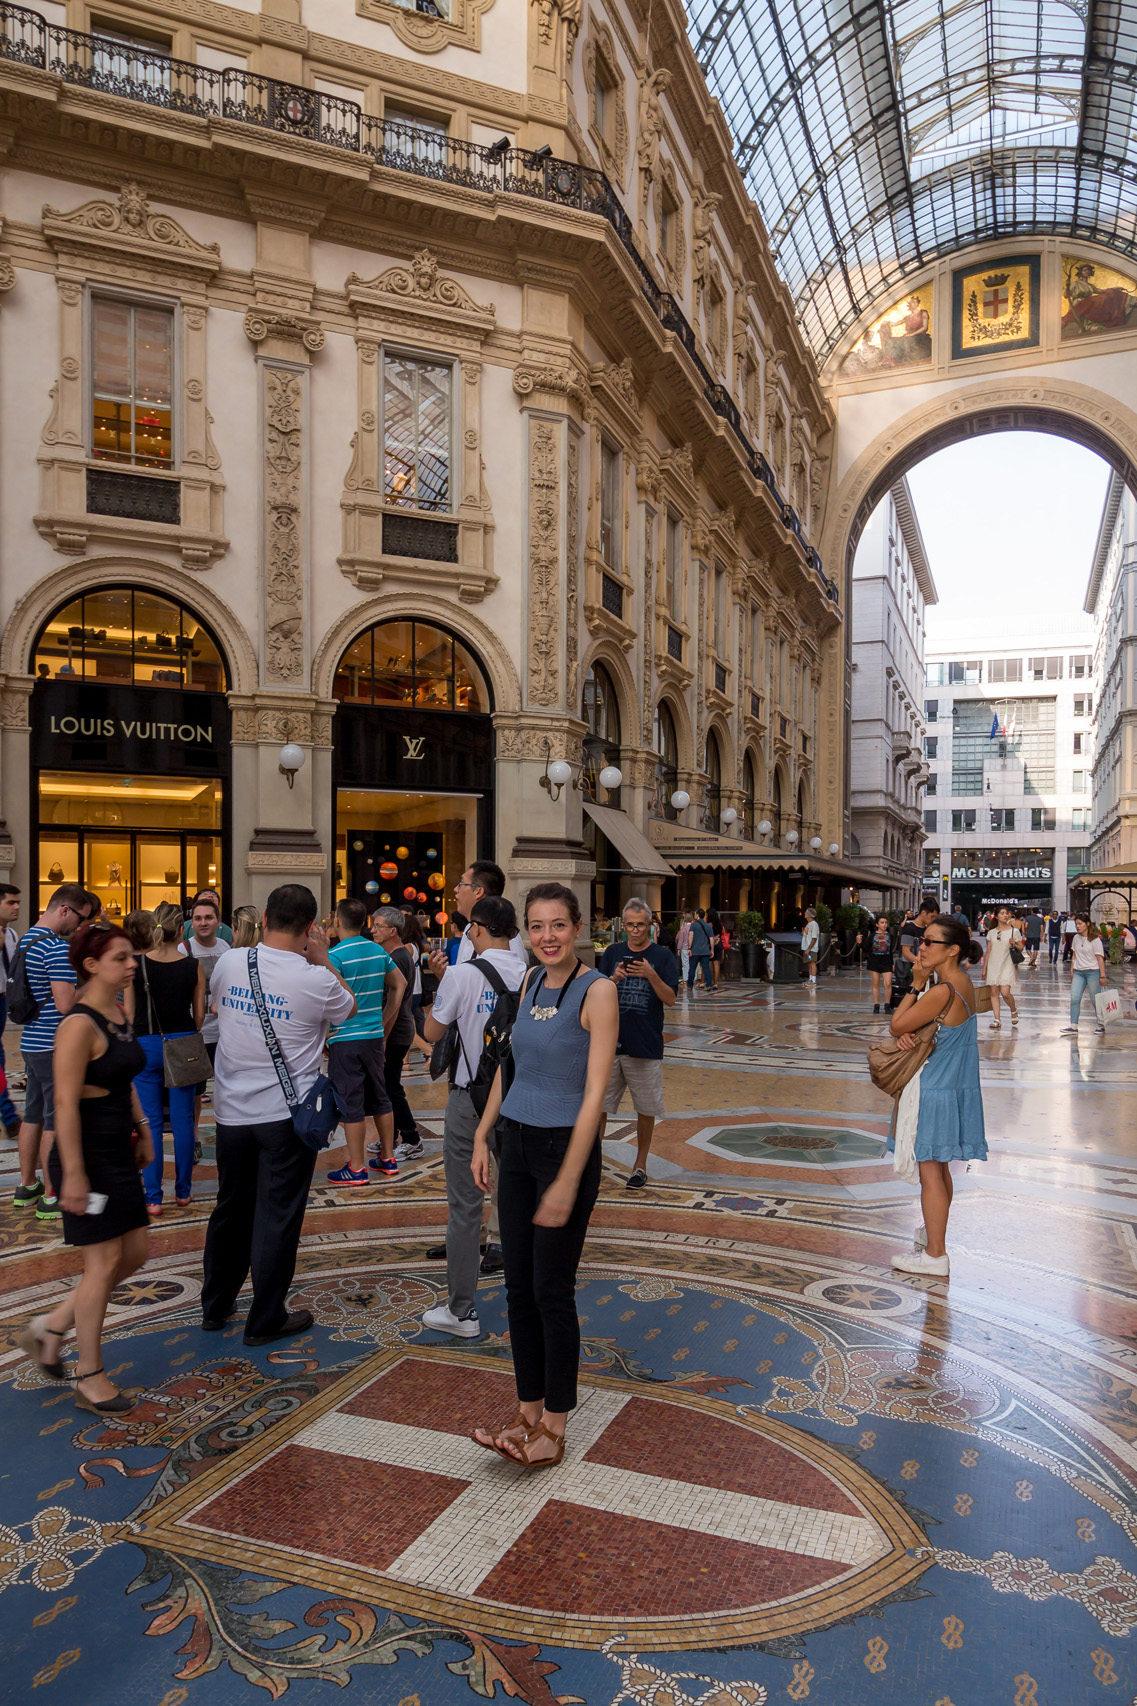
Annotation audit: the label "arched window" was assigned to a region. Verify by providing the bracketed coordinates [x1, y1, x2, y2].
[771, 767, 783, 840]
[652, 701, 679, 819]
[797, 781, 808, 828]
[582, 662, 621, 803]
[703, 732, 722, 832]
[33, 587, 227, 692]
[333, 619, 489, 712]
[742, 753, 756, 840]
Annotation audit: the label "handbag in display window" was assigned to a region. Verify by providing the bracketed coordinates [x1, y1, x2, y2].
[140, 957, 210, 1089]
[1095, 989, 1122, 1025]
[246, 947, 341, 1150]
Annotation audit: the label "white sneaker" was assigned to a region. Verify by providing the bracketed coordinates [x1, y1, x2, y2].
[1059, 1026, 1078, 1036]
[422, 1304, 482, 1338]
[891, 1249, 949, 1276]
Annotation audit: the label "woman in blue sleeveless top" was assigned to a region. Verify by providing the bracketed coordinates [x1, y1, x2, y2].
[887, 912, 986, 1278]
[471, 882, 618, 1468]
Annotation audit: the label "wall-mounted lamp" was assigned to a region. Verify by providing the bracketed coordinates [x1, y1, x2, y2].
[278, 741, 306, 789]
[785, 828, 800, 845]
[530, 143, 553, 164]
[828, 842, 840, 857]
[721, 807, 738, 825]
[598, 765, 624, 792]
[758, 819, 773, 841]
[670, 789, 690, 812]
[809, 835, 823, 851]
[486, 135, 511, 161]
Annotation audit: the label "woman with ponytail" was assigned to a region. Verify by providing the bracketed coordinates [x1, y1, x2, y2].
[887, 913, 986, 1278]
[18, 923, 152, 1415]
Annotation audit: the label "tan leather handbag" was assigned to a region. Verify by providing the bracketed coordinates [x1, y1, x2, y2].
[867, 985, 948, 1097]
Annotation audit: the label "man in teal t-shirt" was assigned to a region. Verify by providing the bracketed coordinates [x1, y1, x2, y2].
[326, 898, 406, 1187]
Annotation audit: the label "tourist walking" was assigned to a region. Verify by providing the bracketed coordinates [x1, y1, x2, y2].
[201, 886, 354, 1345]
[675, 911, 693, 989]
[597, 898, 680, 1188]
[801, 907, 820, 987]
[371, 907, 426, 1163]
[470, 882, 618, 1467]
[1061, 914, 1107, 1037]
[1024, 908, 1043, 969]
[686, 909, 714, 993]
[186, 895, 230, 1132]
[887, 913, 986, 1278]
[867, 915, 894, 1012]
[0, 882, 22, 1138]
[20, 922, 151, 1414]
[1047, 909, 1063, 965]
[13, 883, 95, 1219]
[325, 898, 406, 1187]
[981, 905, 1021, 1030]
[421, 895, 526, 1337]
[708, 907, 725, 989]
[449, 862, 528, 970]
[129, 903, 206, 1214]
[1062, 911, 1077, 962]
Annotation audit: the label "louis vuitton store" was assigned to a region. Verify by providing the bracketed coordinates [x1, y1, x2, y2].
[332, 618, 494, 930]
[29, 587, 231, 919]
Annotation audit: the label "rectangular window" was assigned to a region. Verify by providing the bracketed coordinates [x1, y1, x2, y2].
[1070, 654, 1090, 678]
[988, 657, 1023, 683]
[1073, 732, 1083, 754]
[948, 660, 981, 684]
[749, 605, 761, 682]
[1072, 770, 1086, 793]
[600, 441, 621, 572]
[384, 105, 448, 166]
[92, 24, 172, 92]
[925, 663, 945, 687]
[1031, 807, 1056, 832]
[951, 810, 976, 832]
[924, 809, 937, 832]
[1029, 655, 1062, 680]
[91, 297, 174, 468]
[382, 352, 451, 512]
[924, 699, 938, 720]
[924, 736, 938, 759]
[1074, 695, 1092, 718]
[665, 513, 682, 620]
[925, 773, 937, 795]
[713, 564, 727, 654]
[951, 695, 1055, 795]
[990, 808, 1015, 831]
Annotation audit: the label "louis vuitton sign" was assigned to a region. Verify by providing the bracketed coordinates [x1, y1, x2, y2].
[335, 704, 493, 791]
[32, 681, 230, 775]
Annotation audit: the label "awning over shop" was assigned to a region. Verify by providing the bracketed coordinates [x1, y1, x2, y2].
[1070, 864, 1137, 887]
[583, 801, 673, 877]
[645, 819, 896, 890]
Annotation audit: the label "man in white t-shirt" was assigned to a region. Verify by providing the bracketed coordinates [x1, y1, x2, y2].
[432, 861, 528, 975]
[801, 908, 820, 987]
[201, 884, 354, 1347]
[419, 895, 526, 1339]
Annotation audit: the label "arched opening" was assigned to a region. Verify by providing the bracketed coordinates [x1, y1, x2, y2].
[581, 661, 624, 922]
[652, 700, 680, 821]
[703, 732, 723, 833]
[332, 616, 494, 923]
[31, 584, 232, 917]
[742, 752, 757, 841]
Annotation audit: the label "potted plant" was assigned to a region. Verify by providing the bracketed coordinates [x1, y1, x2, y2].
[734, 909, 766, 979]
[835, 901, 865, 964]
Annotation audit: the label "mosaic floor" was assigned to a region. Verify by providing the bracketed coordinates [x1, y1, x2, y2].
[2, 960, 1136, 1704]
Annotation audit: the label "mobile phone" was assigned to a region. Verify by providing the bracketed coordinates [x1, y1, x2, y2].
[86, 1192, 108, 1215]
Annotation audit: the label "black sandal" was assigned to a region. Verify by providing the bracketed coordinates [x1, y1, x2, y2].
[73, 1367, 136, 1415]
[17, 1316, 67, 1381]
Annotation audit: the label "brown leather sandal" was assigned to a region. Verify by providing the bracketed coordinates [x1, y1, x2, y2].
[499, 1420, 565, 1470]
[472, 1413, 528, 1454]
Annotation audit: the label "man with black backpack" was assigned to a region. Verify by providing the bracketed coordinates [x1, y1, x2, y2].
[420, 895, 526, 1338]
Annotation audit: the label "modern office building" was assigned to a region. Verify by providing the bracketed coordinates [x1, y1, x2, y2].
[1085, 473, 1137, 895]
[849, 480, 936, 911]
[921, 624, 1094, 918]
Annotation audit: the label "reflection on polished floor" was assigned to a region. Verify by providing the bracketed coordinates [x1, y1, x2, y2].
[2, 961, 1136, 1703]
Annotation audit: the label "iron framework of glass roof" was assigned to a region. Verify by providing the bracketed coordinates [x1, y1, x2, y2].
[688, 0, 1137, 363]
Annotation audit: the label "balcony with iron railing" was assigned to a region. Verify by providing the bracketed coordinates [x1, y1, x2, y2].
[0, 0, 841, 605]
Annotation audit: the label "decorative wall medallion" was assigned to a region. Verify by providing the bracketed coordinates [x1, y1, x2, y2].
[951, 255, 1040, 360]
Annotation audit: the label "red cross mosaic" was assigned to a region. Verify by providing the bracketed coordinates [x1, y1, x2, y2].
[139, 1349, 929, 1649]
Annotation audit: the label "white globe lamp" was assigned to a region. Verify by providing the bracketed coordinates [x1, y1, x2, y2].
[786, 829, 799, 845]
[547, 759, 573, 787]
[809, 835, 823, 851]
[721, 806, 737, 825]
[828, 842, 840, 856]
[670, 789, 690, 811]
[598, 765, 623, 791]
[278, 742, 306, 788]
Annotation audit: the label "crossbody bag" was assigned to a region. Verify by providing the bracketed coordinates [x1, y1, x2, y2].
[246, 947, 340, 1150]
[140, 956, 210, 1089]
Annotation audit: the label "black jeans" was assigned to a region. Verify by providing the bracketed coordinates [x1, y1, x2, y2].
[383, 1041, 419, 1140]
[202, 1116, 316, 1339]
[497, 1118, 601, 1413]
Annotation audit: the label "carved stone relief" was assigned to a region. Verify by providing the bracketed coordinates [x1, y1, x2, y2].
[262, 368, 306, 686]
[637, 68, 671, 210]
[566, 431, 580, 707]
[356, 0, 496, 53]
[527, 420, 561, 707]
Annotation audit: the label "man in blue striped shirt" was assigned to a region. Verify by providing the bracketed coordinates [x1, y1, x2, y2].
[14, 883, 95, 1217]
[326, 898, 406, 1187]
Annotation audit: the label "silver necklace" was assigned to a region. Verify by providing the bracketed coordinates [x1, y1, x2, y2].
[530, 960, 581, 1020]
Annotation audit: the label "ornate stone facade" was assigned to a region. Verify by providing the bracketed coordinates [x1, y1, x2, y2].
[261, 368, 306, 687]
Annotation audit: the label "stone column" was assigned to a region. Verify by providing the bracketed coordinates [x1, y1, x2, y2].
[0, 675, 32, 895]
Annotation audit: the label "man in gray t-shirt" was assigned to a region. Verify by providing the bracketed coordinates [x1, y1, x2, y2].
[187, 900, 229, 1124]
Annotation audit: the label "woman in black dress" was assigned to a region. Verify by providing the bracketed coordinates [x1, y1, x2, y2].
[18, 922, 152, 1415]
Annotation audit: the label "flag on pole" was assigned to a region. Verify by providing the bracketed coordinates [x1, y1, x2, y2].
[1007, 713, 1016, 739]
[989, 712, 999, 739]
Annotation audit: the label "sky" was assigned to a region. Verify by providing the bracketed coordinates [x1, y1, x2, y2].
[904, 432, 1110, 639]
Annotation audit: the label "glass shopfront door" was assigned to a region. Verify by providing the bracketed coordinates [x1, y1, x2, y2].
[335, 791, 478, 933]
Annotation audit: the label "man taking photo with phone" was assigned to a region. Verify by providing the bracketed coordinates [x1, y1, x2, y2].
[596, 898, 679, 1189]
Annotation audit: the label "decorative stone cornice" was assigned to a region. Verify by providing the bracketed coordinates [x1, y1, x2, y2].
[346, 250, 495, 335]
[590, 357, 641, 436]
[42, 182, 221, 280]
[512, 361, 590, 413]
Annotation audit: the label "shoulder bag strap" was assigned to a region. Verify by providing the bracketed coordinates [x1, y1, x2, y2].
[246, 947, 298, 1109]
[140, 956, 162, 1039]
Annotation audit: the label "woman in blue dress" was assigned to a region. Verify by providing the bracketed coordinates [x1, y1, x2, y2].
[887, 913, 986, 1277]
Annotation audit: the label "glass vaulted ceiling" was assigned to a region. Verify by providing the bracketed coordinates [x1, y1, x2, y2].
[688, 0, 1137, 362]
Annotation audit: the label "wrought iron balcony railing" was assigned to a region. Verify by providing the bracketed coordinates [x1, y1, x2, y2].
[0, 0, 839, 603]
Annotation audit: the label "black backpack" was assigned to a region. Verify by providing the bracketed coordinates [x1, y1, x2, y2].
[6, 930, 44, 1026]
